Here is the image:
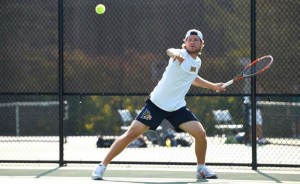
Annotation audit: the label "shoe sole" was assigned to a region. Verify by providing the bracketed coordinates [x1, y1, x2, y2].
[206, 175, 218, 179]
[91, 175, 103, 180]
[197, 175, 218, 179]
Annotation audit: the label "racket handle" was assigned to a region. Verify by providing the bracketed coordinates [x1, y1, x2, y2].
[222, 80, 233, 88]
[216, 80, 233, 92]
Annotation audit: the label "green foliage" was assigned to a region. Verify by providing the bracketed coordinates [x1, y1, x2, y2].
[65, 95, 147, 135]
[186, 96, 244, 136]
[225, 135, 238, 144]
[64, 95, 244, 136]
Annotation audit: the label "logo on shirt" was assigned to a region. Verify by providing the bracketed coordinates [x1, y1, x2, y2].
[141, 109, 152, 120]
[190, 66, 196, 72]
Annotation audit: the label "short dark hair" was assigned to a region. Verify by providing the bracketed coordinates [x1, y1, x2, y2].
[190, 31, 198, 36]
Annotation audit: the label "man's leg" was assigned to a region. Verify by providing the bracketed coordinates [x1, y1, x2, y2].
[102, 120, 149, 165]
[179, 120, 206, 164]
[92, 120, 148, 180]
[179, 121, 217, 179]
[256, 124, 263, 140]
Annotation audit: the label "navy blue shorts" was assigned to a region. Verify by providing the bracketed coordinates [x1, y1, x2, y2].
[135, 99, 198, 132]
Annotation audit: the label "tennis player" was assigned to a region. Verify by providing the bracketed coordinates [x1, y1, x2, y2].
[92, 29, 225, 180]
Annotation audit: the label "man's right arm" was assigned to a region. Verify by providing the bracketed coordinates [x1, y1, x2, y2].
[166, 48, 185, 64]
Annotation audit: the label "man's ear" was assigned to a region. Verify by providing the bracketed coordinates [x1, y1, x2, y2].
[201, 40, 205, 49]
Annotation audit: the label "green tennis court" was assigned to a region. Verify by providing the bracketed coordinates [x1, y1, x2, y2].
[0, 164, 299, 184]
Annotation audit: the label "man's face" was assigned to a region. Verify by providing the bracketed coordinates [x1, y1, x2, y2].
[185, 35, 204, 54]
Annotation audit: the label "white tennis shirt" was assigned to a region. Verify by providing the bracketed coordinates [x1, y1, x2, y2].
[150, 49, 202, 112]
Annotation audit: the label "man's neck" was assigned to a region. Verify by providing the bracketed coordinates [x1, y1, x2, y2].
[187, 51, 198, 59]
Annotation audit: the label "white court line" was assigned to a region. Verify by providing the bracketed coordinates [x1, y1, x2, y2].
[0, 176, 299, 184]
[103, 177, 300, 184]
[1, 164, 299, 174]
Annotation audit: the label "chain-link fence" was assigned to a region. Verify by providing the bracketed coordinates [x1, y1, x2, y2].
[0, 0, 299, 169]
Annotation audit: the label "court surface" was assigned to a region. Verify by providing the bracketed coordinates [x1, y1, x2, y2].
[0, 164, 299, 184]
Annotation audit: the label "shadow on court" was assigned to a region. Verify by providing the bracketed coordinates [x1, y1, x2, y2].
[0, 165, 299, 184]
[35, 166, 61, 178]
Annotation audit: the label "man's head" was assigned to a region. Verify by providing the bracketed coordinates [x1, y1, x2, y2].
[184, 29, 203, 41]
[182, 29, 205, 55]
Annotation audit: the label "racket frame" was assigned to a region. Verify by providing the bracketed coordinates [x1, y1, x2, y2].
[221, 55, 273, 89]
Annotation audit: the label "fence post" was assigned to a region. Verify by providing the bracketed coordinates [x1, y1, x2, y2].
[251, 0, 257, 170]
[58, 0, 65, 167]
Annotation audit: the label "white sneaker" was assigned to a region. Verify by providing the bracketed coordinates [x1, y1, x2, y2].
[91, 164, 106, 180]
[197, 165, 217, 179]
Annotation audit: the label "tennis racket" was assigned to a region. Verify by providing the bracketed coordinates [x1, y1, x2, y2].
[221, 55, 273, 89]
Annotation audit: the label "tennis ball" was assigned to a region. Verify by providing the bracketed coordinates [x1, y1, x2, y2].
[95, 4, 105, 15]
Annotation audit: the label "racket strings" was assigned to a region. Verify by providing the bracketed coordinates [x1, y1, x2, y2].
[243, 57, 272, 76]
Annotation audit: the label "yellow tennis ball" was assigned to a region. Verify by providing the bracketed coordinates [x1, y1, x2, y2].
[95, 4, 105, 15]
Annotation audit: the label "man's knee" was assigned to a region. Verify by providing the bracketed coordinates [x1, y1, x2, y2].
[192, 128, 206, 140]
[123, 129, 141, 142]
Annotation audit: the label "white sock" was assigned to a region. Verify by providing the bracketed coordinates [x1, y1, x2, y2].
[197, 164, 205, 170]
[100, 163, 107, 168]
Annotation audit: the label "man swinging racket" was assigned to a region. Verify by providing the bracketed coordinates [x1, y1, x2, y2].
[92, 29, 225, 180]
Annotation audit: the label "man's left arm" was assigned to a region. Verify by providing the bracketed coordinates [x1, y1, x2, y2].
[192, 76, 224, 92]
